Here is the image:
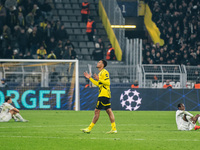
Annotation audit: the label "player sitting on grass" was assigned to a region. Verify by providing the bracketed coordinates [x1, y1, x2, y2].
[176, 103, 200, 131]
[0, 96, 28, 122]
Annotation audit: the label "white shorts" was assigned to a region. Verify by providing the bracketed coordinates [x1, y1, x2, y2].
[0, 113, 12, 122]
[178, 122, 195, 131]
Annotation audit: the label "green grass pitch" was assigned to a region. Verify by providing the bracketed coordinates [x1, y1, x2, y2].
[0, 110, 199, 150]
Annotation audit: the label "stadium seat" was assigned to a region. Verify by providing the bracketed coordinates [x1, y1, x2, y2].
[79, 66, 86, 72]
[70, 0, 79, 3]
[76, 16, 81, 22]
[76, 35, 86, 41]
[90, 4, 96, 10]
[93, 0, 99, 3]
[58, 10, 66, 15]
[90, 10, 98, 16]
[87, 42, 94, 48]
[84, 55, 91, 60]
[81, 48, 89, 55]
[72, 4, 80, 9]
[72, 23, 79, 28]
[87, 0, 94, 3]
[75, 49, 81, 54]
[64, 3, 71, 9]
[83, 35, 88, 39]
[88, 48, 93, 54]
[74, 29, 82, 35]
[70, 35, 76, 40]
[79, 77, 87, 83]
[98, 29, 106, 35]
[77, 54, 83, 60]
[96, 23, 103, 28]
[111, 78, 120, 83]
[81, 29, 86, 33]
[56, 3, 63, 9]
[54, 0, 62, 3]
[79, 22, 86, 28]
[61, 16, 69, 21]
[52, 10, 57, 15]
[121, 78, 129, 83]
[64, 22, 71, 28]
[66, 29, 73, 34]
[79, 42, 87, 47]
[94, 17, 101, 22]
[63, 0, 70, 3]
[69, 16, 77, 21]
[74, 10, 80, 16]
[72, 42, 79, 47]
[66, 10, 74, 15]
[53, 16, 60, 21]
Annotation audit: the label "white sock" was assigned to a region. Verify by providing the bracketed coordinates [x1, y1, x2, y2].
[15, 113, 25, 121]
[12, 115, 18, 121]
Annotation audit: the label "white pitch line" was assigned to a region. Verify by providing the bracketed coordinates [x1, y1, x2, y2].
[0, 135, 121, 140]
[167, 139, 200, 141]
[0, 135, 199, 141]
[0, 123, 174, 128]
[0, 125, 69, 128]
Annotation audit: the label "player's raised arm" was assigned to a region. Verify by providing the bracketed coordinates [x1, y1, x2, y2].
[183, 111, 193, 117]
[84, 72, 99, 86]
[83, 72, 91, 79]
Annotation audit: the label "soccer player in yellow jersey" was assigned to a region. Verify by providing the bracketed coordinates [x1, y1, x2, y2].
[81, 59, 117, 134]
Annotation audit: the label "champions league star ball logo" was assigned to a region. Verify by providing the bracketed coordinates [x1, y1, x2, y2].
[120, 89, 142, 111]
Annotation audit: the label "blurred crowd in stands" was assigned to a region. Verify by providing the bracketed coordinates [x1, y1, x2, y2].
[0, 0, 66, 59]
[143, 0, 200, 66]
[0, 0, 116, 61]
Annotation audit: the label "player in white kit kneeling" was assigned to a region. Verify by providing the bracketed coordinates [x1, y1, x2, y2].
[176, 103, 200, 131]
[0, 96, 28, 122]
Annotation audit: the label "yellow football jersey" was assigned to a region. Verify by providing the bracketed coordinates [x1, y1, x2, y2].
[89, 68, 111, 98]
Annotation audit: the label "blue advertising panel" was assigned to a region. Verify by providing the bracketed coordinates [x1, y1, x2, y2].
[1, 86, 200, 111]
[0, 87, 74, 110]
[80, 88, 200, 111]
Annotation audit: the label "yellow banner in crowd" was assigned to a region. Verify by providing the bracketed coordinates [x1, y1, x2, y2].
[144, 4, 164, 46]
[98, 0, 122, 61]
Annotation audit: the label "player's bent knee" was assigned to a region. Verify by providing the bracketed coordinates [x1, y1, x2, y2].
[9, 110, 15, 115]
[94, 109, 100, 114]
[106, 108, 112, 113]
[195, 114, 200, 118]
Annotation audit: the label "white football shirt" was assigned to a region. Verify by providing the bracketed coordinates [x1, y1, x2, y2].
[0, 103, 14, 116]
[176, 110, 194, 130]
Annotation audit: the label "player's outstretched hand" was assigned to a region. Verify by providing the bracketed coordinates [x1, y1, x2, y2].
[93, 73, 99, 80]
[84, 72, 91, 79]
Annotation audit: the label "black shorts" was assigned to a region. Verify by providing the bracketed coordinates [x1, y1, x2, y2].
[96, 97, 111, 110]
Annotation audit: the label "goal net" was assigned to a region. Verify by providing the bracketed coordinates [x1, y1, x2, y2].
[0, 59, 79, 111]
